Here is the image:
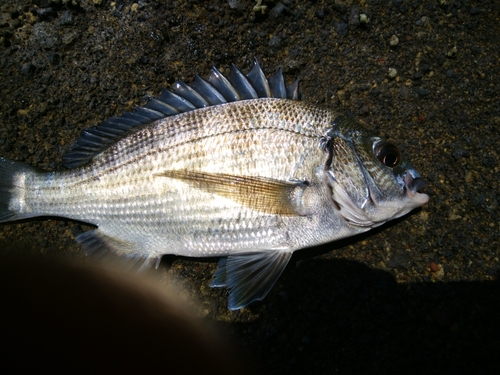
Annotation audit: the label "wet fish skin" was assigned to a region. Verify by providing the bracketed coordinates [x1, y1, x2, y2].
[0, 62, 429, 310]
[7, 99, 345, 255]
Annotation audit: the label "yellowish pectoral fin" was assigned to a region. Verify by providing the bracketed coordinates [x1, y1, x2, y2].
[157, 170, 308, 216]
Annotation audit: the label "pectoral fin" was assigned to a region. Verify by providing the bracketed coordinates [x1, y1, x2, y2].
[210, 251, 292, 310]
[158, 170, 308, 216]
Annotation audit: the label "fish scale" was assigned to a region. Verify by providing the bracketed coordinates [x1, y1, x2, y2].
[0, 61, 428, 309]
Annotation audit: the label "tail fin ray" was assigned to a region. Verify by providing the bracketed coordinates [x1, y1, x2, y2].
[0, 157, 38, 222]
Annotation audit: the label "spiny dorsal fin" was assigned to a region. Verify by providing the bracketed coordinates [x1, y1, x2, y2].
[62, 60, 300, 169]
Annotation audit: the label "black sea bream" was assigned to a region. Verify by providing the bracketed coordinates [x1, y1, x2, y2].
[0, 61, 429, 309]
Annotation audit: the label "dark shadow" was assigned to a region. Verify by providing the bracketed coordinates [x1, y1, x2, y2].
[213, 258, 500, 375]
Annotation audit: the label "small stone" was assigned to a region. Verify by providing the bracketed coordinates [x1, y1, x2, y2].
[447, 46, 458, 58]
[399, 85, 410, 99]
[269, 3, 286, 18]
[334, 22, 349, 36]
[138, 55, 149, 64]
[414, 88, 430, 97]
[430, 263, 445, 281]
[452, 149, 470, 160]
[37, 7, 57, 21]
[269, 35, 281, 48]
[48, 53, 60, 65]
[359, 14, 368, 24]
[62, 30, 78, 45]
[252, 0, 267, 13]
[429, 262, 439, 272]
[420, 65, 432, 74]
[57, 10, 73, 26]
[348, 5, 359, 26]
[388, 68, 397, 79]
[21, 63, 35, 77]
[389, 35, 399, 47]
[469, 7, 481, 15]
[34, 0, 52, 7]
[446, 69, 457, 78]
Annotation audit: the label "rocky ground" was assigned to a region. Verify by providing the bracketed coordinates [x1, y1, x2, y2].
[0, 0, 499, 373]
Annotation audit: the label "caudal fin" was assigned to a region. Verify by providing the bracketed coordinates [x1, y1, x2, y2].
[0, 157, 38, 222]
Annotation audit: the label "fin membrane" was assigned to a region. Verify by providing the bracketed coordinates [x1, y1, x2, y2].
[63, 60, 300, 169]
[210, 251, 292, 310]
[0, 158, 40, 223]
[76, 229, 159, 271]
[158, 170, 308, 216]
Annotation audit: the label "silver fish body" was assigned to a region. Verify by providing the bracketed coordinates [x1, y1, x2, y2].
[0, 62, 429, 309]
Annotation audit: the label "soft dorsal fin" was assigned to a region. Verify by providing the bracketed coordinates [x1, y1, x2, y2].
[62, 60, 300, 169]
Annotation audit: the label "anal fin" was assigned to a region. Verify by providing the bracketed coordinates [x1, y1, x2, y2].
[210, 251, 292, 310]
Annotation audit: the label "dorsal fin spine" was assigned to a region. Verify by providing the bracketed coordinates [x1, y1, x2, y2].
[62, 61, 301, 169]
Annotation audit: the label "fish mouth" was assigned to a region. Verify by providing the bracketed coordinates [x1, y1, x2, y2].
[404, 170, 430, 204]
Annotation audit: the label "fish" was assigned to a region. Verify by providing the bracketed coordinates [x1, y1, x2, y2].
[0, 61, 429, 310]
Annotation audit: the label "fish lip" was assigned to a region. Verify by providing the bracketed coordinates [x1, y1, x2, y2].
[404, 170, 430, 204]
[407, 176, 428, 192]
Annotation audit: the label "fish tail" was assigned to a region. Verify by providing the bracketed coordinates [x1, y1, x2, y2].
[0, 157, 38, 222]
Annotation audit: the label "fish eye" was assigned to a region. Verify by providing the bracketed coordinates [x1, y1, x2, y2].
[375, 142, 401, 167]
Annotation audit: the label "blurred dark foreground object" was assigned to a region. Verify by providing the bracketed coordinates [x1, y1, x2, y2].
[0, 255, 252, 374]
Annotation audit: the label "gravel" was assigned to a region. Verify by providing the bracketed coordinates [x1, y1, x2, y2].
[1, 0, 499, 374]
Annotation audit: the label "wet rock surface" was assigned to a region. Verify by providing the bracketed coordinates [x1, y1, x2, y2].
[0, 1, 498, 373]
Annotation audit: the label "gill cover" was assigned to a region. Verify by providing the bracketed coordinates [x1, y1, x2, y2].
[321, 116, 429, 228]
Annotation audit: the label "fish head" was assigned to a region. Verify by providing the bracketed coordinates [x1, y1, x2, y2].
[322, 116, 429, 228]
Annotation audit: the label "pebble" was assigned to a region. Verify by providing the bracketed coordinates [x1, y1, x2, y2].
[430, 262, 439, 272]
[446, 69, 457, 78]
[20, 63, 35, 77]
[269, 35, 281, 48]
[414, 88, 430, 97]
[430, 263, 445, 281]
[57, 10, 74, 26]
[389, 35, 399, 47]
[349, 5, 359, 26]
[334, 22, 349, 36]
[1, 0, 499, 372]
[447, 46, 458, 58]
[269, 3, 286, 18]
[228, 0, 245, 10]
[388, 68, 397, 79]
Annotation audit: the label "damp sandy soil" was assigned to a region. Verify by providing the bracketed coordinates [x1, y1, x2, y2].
[0, 1, 499, 373]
